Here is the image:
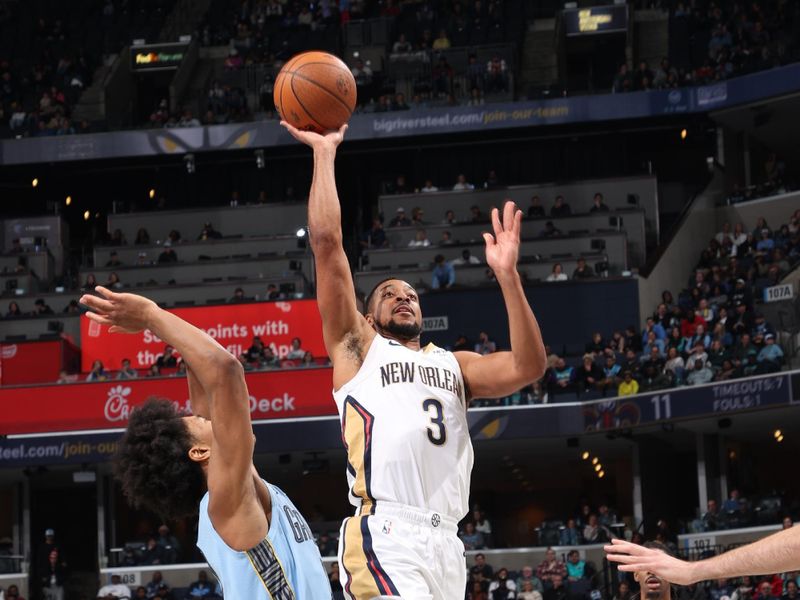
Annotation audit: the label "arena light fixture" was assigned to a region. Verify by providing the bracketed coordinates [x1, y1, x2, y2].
[591, 457, 599, 465]
[680, 128, 688, 140]
[31, 178, 39, 188]
[581, 451, 589, 460]
[774, 429, 782, 439]
[83, 210, 90, 221]
[594, 464, 602, 472]
[777, 435, 785, 443]
[598, 471, 605, 478]
[65, 196, 72, 206]
[296, 227, 307, 238]
[149, 188, 156, 199]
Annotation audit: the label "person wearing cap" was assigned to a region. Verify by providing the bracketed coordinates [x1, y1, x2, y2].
[388, 207, 411, 227]
[756, 334, 783, 373]
[755, 229, 775, 252]
[36, 529, 65, 599]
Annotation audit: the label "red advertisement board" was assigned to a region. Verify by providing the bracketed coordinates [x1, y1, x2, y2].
[80, 299, 325, 372]
[0, 367, 336, 435]
[1, 340, 65, 385]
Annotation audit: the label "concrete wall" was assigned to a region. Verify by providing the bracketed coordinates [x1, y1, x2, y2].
[364, 232, 627, 271]
[107, 202, 307, 244]
[378, 175, 659, 236]
[383, 209, 647, 266]
[637, 172, 725, 324]
[717, 190, 800, 229]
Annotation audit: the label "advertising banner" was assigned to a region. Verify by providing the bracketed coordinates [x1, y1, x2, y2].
[80, 299, 325, 372]
[0, 340, 64, 385]
[0, 367, 335, 436]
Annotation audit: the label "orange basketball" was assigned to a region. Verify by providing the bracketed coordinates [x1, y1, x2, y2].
[274, 51, 357, 134]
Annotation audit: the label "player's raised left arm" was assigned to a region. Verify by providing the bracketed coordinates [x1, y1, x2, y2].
[455, 201, 547, 400]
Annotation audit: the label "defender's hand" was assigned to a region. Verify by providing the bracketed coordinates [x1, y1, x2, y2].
[280, 121, 347, 153]
[604, 539, 698, 585]
[79, 286, 158, 334]
[483, 200, 522, 280]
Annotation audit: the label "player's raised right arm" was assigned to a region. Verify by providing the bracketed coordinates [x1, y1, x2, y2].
[281, 121, 372, 358]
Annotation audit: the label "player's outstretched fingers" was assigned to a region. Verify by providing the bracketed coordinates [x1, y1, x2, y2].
[79, 293, 114, 315]
[503, 200, 515, 231]
[491, 206, 502, 237]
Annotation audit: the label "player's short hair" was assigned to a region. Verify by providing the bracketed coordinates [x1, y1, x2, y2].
[364, 278, 418, 315]
[114, 398, 205, 520]
[643, 540, 673, 556]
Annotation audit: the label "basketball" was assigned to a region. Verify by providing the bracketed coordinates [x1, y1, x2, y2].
[274, 51, 357, 134]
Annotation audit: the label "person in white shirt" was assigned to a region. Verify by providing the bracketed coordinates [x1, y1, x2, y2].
[421, 179, 439, 193]
[408, 229, 431, 247]
[452, 174, 474, 191]
[286, 337, 306, 359]
[97, 574, 131, 599]
[451, 249, 480, 266]
[546, 263, 568, 282]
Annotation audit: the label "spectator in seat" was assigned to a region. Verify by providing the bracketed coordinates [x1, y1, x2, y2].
[538, 548, 567, 589]
[453, 174, 474, 192]
[517, 566, 544, 596]
[756, 581, 775, 600]
[585, 332, 605, 355]
[197, 223, 222, 240]
[618, 370, 639, 396]
[540, 221, 563, 238]
[87, 360, 110, 382]
[5, 584, 24, 600]
[459, 522, 485, 550]
[286, 337, 306, 360]
[640, 363, 674, 391]
[388, 207, 411, 228]
[431, 254, 455, 289]
[613, 581, 632, 600]
[550, 196, 571, 217]
[262, 346, 280, 368]
[643, 316, 668, 345]
[185, 571, 213, 598]
[471, 553, 495, 586]
[117, 359, 138, 380]
[147, 364, 162, 378]
[97, 574, 131, 599]
[582, 515, 608, 544]
[33, 299, 54, 315]
[640, 345, 666, 372]
[529, 196, 546, 218]
[105, 252, 123, 268]
[246, 337, 265, 362]
[421, 179, 439, 193]
[411, 207, 426, 225]
[544, 575, 568, 600]
[783, 581, 798, 600]
[547, 358, 575, 395]
[84, 274, 99, 291]
[135, 228, 151, 245]
[156, 346, 177, 369]
[546, 263, 568, 282]
[106, 272, 123, 290]
[664, 347, 685, 384]
[408, 229, 431, 247]
[590, 193, 610, 212]
[560, 518, 582, 546]
[572, 258, 594, 279]
[360, 218, 389, 249]
[157, 247, 178, 264]
[756, 334, 783, 373]
[229, 287, 246, 303]
[439, 231, 454, 246]
[442, 210, 457, 225]
[519, 580, 544, 600]
[300, 351, 315, 367]
[6, 301, 23, 318]
[156, 525, 180, 563]
[711, 579, 734, 600]
[265, 284, 281, 300]
[468, 580, 488, 600]
[687, 359, 714, 385]
[599, 356, 622, 395]
[238, 353, 254, 372]
[715, 359, 738, 381]
[576, 355, 603, 393]
[41, 549, 66, 600]
[452, 249, 481, 266]
[141, 537, 164, 565]
[470, 205, 488, 222]
[474, 332, 496, 355]
[488, 568, 516, 598]
[432, 29, 451, 50]
[486, 56, 509, 93]
[388, 175, 409, 195]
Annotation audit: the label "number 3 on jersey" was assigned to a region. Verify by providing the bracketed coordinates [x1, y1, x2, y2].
[422, 399, 447, 446]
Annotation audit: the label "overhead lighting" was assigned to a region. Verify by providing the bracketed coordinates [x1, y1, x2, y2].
[32, 178, 39, 188]
[296, 227, 307, 238]
[594, 464, 602, 472]
[149, 188, 156, 199]
[592, 457, 599, 465]
[581, 451, 590, 460]
[777, 435, 784, 443]
[83, 210, 90, 221]
[774, 430, 782, 439]
[65, 196, 72, 206]
[680, 128, 688, 140]
[598, 470, 605, 478]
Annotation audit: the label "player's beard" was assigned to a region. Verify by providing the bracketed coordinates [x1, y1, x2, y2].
[381, 316, 421, 341]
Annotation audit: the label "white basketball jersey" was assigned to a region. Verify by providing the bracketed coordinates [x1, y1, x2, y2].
[332, 334, 474, 521]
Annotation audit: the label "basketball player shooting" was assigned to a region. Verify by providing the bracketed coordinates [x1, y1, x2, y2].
[281, 121, 547, 600]
[80, 287, 331, 599]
